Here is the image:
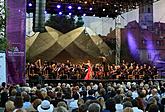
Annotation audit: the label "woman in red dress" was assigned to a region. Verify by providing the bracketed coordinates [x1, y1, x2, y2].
[84, 60, 93, 80]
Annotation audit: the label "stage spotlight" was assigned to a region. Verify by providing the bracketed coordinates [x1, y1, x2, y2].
[57, 4, 61, 9]
[59, 12, 62, 15]
[28, 3, 32, 7]
[44, 11, 47, 14]
[103, 8, 105, 11]
[83, 13, 86, 16]
[93, 14, 95, 16]
[89, 7, 93, 11]
[68, 5, 72, 9]
[78, 6, 81, 10]
[69, 12, 72, 15]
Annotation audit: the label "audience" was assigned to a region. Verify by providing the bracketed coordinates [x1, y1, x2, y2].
[0, 60, 164, 112]
[0, 79, 164, 112]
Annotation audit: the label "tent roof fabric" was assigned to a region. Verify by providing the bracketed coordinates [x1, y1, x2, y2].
[26, 26, 112, 63]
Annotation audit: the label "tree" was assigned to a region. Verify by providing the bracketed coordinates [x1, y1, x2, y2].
[0, 1, 7, 52]
[76, 16, 84, 27]
[0, 37, 7, 51]
[45, 15, 76, 33]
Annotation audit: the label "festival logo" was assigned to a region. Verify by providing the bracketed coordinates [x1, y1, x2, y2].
[7, 43, 24, 56]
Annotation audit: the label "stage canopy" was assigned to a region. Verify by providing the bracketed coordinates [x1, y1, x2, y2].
[26, 26, 113, 64]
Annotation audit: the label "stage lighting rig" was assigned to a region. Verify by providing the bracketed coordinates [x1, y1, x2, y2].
[27, 0, 160, 18]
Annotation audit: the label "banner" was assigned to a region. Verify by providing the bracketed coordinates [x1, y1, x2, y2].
[6, 0, 26, 84]
[0, 53, 6, 84]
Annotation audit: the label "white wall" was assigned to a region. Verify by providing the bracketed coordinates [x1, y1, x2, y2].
[153, 0, 165, 23]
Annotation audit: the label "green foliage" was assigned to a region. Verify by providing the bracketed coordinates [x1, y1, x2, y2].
[76, 16, 84, 27]
[45, 15, 76, 33]
[0, 37, 7, 51]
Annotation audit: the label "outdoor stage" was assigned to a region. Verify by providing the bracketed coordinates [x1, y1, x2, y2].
[26, 78, 164, 86]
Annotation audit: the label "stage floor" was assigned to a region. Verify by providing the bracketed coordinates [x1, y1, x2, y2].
[26, 78, 164, 85]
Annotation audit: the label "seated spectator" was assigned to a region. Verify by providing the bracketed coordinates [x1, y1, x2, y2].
[57, 101, 68, 110]
[22, 94, 32, 110]
[5, 100, 15, 112]
[88, 103, 101, 112]
[14, 96, 24, 111]
[26, 105, 36, 112]
[56, 106, 68, 112]
[51, 92, 66, 107]
[97, 97, 105, 110]
[0, 90, 8, 107]
[32, 99, 42, 110]
[37, 100, 54, 112]
[123, 107, 133, 112]
[86, 90, 96, 101]
[148, 104, 159, 112]
[78, 104, 88, 112]
[131, 99, 143, 112]
[103, 98, 116, 112]
[115, 95, 123, 112]
[123, 101, 132, 109]
[77, 98, 84, 107]
[13, 108, 27, 112]
[9, 89, 17, 101]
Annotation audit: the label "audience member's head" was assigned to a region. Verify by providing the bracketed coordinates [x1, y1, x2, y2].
[161, 97, 165, 105]
[88, 90, 95, 96]
[131, 99, 139, 107]
[88, 103, 101, 112]
[1, 82, 6, 88]
[5, 100, 15, 112]
[115, 95, 122, 104]
[11, 89, 17, 96]
[97, 97, 105, 109]
[57, 92, 62, 99]
[57, 101, 68, 109]
[14, 96, 23, 109]
[148, 104, 159, 112]
[151, 88, 158, 96]
[31, 95, 38, 103]
[123, 101, 132, 109]
[37, 100, 54, 112]
[77, 98, 84, 106]
[32, 99, 42, 110]
[14, 108, 27, 112]
[23, 94, 31, 102]
[56, 106, 68, 112]
[105, 98, 116, 112]
[78, 104, 88, 112]
[99, 88, 106, 96]
[1, 91, 8, 107]
[123, 107, 133, 112]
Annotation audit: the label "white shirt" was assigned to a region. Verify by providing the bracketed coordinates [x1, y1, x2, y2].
[132, 91, 138, 99]
[132, 107, 143, 112]
[115, 104, 123, 112]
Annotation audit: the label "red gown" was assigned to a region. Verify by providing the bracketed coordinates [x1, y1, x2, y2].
[84, 65, 92, 80]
